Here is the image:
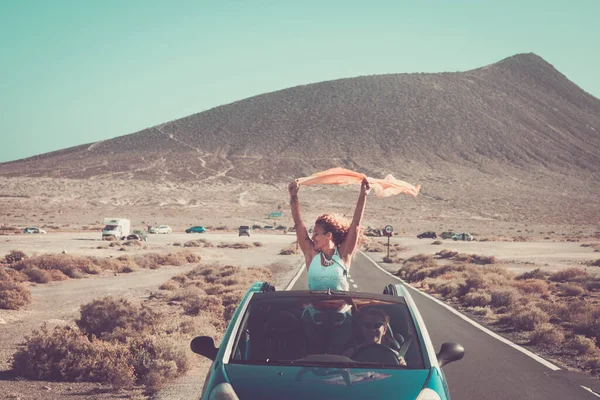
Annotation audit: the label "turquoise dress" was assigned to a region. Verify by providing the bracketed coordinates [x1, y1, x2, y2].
[307, 247, 349, 291]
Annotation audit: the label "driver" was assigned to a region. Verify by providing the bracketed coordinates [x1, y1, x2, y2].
[342, 308, 407, 366]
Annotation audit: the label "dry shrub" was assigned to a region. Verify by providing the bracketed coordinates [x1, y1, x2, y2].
[469, 306, 492, 317]
[462, 290, 492, 307]
[122, 240, 142, 247]
[513, 279, 550, 296]
[516, 268, 550, 280]
[172, 242, 182, 247]
[81, 263, 103, 275]
[490, 287, 521, 308]
[159, 281, 178, 291]
[128, 335, 189, 393]
[4, 249, 27, 264]
[0, 279, 31, 309]
[530, 323, 565, 346]
[177, 315, 219, 337]
[279, 247, 297, 255]
[1, 268, 28, 282]
[422, 277, 464, 298]
[568, 335, 598, 355]
[77, 297, 159, 340]
[218, 242, 251, 250]
[471, 254, 496, 265]
[586, 259, 600, 267]
[453, 253, 472, 263]
[586, 356, 600, 370]
[222, 290, 246, 321]
[183, 240, 202, 248]
[11, 325, 135, 387]
[135, 252, 201, 269]
[431, 240, 442, 245]
[22, 267, 52, 283]
[253, 242, 263, 247]
[183, 295, 224, 319]
[549, 267, 588, 282]
[557, 283, 586, 297]
[48, 269, 69, 281]
[436, 249, 458, 259]
[507, 306, 549, 331]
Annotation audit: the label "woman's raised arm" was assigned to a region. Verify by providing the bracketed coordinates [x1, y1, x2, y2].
[339, 178, 370, 262]
[289, 181, 315, 262]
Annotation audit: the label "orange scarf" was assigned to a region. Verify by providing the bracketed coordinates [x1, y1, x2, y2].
[296, 168, 420, 198]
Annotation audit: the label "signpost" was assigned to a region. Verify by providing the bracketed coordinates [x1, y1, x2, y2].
[268, 211, 283, 219]
[384, 225, 394, 259]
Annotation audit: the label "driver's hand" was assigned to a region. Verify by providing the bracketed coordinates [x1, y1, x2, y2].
[398, 356, 407, 367]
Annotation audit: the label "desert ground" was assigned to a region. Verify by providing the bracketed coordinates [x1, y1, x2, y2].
[1, 177, 599, 399]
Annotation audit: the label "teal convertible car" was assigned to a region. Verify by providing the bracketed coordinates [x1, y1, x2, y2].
[191, 283, 464, 400]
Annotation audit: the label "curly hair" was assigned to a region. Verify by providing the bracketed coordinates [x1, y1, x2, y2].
[314, 213, 367, 249]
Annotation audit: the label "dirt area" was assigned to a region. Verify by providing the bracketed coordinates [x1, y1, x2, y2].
[0, 179, 599, 399]
[0, 231, 302, 400]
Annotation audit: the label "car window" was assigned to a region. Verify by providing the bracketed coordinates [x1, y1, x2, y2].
[229, 295, 425, 369]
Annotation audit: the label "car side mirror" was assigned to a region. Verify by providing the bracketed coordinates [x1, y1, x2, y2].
[191, 336, 219, 361]
[437, 342, 465, 367]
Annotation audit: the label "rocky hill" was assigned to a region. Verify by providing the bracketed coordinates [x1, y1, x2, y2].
[1, 53, 599, 227]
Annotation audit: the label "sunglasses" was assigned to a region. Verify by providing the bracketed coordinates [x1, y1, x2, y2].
[361, 322, 386, 330]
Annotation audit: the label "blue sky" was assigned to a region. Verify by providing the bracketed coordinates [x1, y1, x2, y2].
[1, 0, 599, 163]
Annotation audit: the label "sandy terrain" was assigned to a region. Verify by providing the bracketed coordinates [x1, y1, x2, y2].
[0, 231, 302, 399]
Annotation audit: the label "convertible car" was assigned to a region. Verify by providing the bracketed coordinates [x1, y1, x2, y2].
[191, 283, 464, 399]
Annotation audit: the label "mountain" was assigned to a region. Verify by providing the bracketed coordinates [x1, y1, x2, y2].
[2, 53, 599, 183]
[1, 53, 599, 227]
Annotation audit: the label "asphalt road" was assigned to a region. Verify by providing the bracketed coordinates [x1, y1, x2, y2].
[289, 252, 600, 400]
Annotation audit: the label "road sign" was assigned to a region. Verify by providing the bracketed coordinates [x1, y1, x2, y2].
[268, 211, 283, 218]
[384, 225, 394, 259]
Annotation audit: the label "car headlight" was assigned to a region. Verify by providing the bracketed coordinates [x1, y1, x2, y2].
[415, 388, 442, 400]
[208, 383, 240, 400]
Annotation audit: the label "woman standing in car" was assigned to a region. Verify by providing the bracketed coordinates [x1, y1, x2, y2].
[288, 178, 370, 291]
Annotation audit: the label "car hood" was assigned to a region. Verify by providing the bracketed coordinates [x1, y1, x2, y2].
[224, 364, 430, 400]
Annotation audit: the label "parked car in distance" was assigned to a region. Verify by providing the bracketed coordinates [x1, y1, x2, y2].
[126, 230, 148, 241]
[23, 227, 46, 234]
[417, 231, 437, 239]
[440, 231, 456, 240]
[239, 225, 250, 237]
[186, 226, 206, 234]
[150, 225, 172, 234]
[191, 282, 465, 400]
[453, 232, 473, 241]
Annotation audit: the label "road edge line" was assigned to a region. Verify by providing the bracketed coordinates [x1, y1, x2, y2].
[359, 250, 561, 371]
[285, 260, 305, 291]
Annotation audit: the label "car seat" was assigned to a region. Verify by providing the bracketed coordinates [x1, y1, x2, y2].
[263, 311, 306, 360]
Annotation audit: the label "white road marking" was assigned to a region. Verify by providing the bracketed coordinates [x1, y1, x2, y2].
[359, 251, 562, 371]
[349, 278, 355, 283]
[582, 386, 600, 398]
[352, 284, 358, 289]
[285, 261, 305, 291]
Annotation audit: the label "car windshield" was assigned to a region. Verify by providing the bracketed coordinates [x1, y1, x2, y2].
[229, 294, 425, 369]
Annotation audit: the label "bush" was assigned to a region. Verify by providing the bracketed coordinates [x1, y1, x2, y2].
[558, 283, 586, 297]
[431, 240, 442, 245]
[436, 249, 458, 259]
[513, 279, 550, 296]
[516, 268, 549, 280]
[549, 267, 587, 282]
[77, 297, 159, 340]
[508, 306, 549, 331]
[12, 325, 135, 387]
[568, 335, 598, 355]
[530, 323, 565, 346]
[22, 267, 52, 283]
[4, 249, 27, 264]
[462, 290, 492, 307]
[490, 288, 521, 308]
[0, 279, 31, 310]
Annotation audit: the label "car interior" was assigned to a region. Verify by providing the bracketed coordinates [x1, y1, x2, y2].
[230, 296, 425, 369]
